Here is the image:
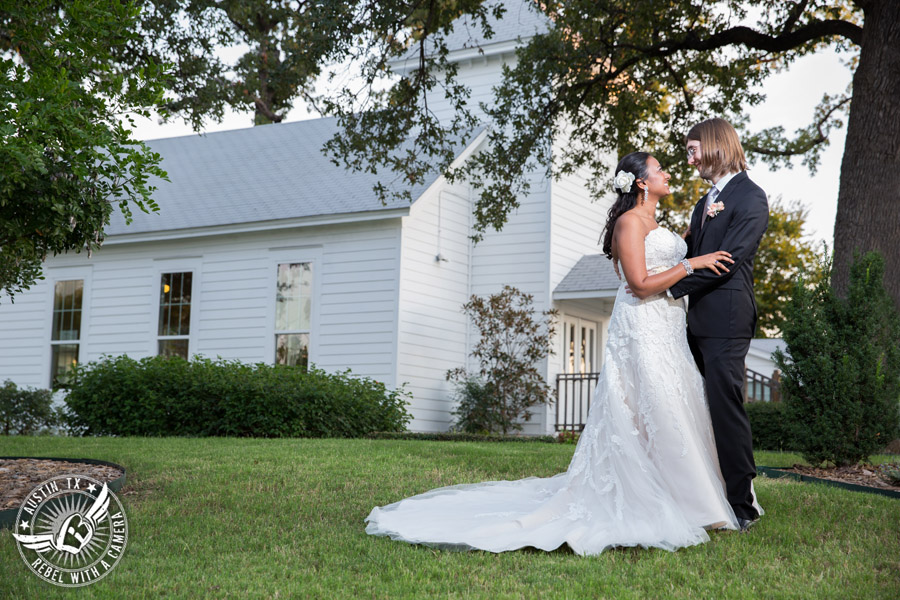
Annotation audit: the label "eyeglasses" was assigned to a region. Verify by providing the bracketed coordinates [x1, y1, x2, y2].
[686, 145, 700, 158]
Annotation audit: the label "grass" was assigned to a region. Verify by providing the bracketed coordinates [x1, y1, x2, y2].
[0, 437, 897, 599]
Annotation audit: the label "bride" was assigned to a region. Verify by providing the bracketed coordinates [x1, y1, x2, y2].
[366, 152, 756, 555]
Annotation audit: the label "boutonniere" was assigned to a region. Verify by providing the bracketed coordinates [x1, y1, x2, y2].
[706, 201, 725, 218]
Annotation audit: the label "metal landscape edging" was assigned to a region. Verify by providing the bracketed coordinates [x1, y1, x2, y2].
[757, 465, 900, 500]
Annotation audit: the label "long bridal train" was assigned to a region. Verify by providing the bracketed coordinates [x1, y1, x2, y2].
[366, 228, 760, 556]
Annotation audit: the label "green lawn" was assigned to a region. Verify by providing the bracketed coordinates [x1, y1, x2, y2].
[1, 437, 897, 599]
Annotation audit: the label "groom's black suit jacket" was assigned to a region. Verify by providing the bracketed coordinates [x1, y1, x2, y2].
[670, 171, 769, 338]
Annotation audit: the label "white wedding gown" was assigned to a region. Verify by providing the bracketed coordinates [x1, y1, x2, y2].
[366, 227, 758, 555]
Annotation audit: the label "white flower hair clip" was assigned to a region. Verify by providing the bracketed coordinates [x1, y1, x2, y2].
[613, 170, 636, 194]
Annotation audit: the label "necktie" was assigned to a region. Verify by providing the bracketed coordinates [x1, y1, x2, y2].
[702, 186, 719, 229]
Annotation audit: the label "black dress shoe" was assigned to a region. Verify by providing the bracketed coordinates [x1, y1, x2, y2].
[737, 517, 759, 533]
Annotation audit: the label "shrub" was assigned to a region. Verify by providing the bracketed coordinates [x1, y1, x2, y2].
[556, 430, 580, 445]
[774, 252, 900, 466]
[447, 286, 558, 434]
[745, 401, 790, 451]
[449, 376, 505, 434]
[877, 462, 900, 487]
[63, 355, 411, 437]
[0, 380, 59, 435]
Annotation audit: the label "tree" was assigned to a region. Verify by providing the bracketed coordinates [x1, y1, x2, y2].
[128, 1, 353, 127]
[751, 198, 829, 337]
[0, 1, 168, 299]
[447, 286, 558, 434]
[309, 1, 898, 308]
[774, 251, 900, 466]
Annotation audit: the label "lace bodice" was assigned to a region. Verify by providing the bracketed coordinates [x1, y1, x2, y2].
[645, 227, 687, 274]
[614, 227, 687, 280]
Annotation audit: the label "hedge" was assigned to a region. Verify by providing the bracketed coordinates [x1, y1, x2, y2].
[63, 355, 411, 437]
[746, 401, 791, 452]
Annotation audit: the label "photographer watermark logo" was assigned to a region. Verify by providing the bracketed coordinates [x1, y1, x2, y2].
[12, 474, 128, 587]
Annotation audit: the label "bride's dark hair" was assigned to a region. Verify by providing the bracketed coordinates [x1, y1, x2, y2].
[601, 152, 650, 259]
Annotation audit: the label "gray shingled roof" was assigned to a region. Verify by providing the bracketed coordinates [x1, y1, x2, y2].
[554, 254, 621, 296]
[107, 117, 473, 236]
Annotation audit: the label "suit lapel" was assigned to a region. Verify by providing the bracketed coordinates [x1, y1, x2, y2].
[692, 192, 709, 250]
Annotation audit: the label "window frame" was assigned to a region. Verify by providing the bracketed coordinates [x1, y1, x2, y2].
[266, 248, 321, 368]
[152, 260, 200, 360]
[45, 267, 92, 388]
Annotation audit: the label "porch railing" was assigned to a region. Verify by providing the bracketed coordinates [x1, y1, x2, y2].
[555, 371, 601, 431]
[556, 367, 782, 430]
[744, 368, 781, 403]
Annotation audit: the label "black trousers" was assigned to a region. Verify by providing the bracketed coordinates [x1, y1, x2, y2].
[687, 333, 758, 521]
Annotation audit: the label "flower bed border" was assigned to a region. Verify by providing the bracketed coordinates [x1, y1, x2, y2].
[757, 466, 900, 500]
[0, 457, 127, 529]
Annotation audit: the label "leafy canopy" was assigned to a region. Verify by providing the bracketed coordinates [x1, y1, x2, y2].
[0, 1, 168, 298]
[311, 0, 860, 240]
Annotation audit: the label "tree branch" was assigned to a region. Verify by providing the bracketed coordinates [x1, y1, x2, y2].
[747, 96, 851, 157]
[781, 0, 811, 36]
[611, 18, 861, 70]
[656, 19, 863, 55]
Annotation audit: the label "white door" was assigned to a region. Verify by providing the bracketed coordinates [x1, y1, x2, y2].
[563, 317, 599, 374]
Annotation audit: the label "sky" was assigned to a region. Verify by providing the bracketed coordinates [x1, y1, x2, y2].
[130, 46, 854, 249]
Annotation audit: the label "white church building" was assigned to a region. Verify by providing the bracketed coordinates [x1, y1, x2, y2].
[0, 1, 780, 433]
[0, 2, 623, 434]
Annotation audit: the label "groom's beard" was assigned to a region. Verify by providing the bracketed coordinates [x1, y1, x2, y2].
[697, 164, 717, 182]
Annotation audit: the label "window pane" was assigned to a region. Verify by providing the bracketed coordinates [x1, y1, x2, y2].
[51, 344, 79, 388]
[158, 339, 189, 359]
[158, 273, 192, 336]
[580, 327, 586, 373]
[52, 280, 83, 341]
[276, 263, 311, 331]
[589, 329, 595, 371]
[275, 334, 309, 368]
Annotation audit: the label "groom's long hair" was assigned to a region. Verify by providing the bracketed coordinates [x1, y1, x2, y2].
[601, 152, 650, 260]
[685, 118, 748, 180]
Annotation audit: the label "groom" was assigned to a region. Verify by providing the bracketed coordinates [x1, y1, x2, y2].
[669, 118, 769, 531]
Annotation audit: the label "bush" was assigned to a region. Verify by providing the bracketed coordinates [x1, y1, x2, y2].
[449, 376, 505, 434]
[0, 379, 59, 435]
[447, 286, 558, 434]
[63, 355, 411, 437]
[746, 401, 791, 451]
[775, 252, 900, 466]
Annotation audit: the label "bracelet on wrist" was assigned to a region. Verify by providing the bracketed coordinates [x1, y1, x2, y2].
[681, 258, 694, 275]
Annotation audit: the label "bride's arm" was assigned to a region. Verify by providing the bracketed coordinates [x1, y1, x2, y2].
[615, 217, 733, 299]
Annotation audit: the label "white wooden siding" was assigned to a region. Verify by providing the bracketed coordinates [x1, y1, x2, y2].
[395, 182, 473, 431]
[0, 220, 403, 393]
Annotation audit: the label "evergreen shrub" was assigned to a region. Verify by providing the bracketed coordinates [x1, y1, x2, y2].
[0, 380, 59, 435]
[745, 400, 790, 451]
[775, 252, 900, 466]
[63, 355, 411, 437]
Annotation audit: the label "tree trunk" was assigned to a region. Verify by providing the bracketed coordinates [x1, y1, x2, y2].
[833, 0, 900, 307]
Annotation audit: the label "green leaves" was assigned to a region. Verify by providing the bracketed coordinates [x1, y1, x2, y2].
[447, 285, 558, 434]
[776, 251, 900, 466]
[1, 1, 169, 299]
[63, 355, 412, 437]
[312, 1, 861, 239]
